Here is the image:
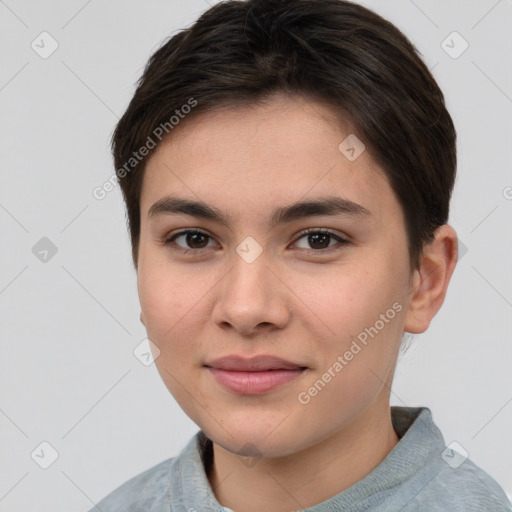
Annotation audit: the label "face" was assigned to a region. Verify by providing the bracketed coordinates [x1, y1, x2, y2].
[137, 94, 415, 458]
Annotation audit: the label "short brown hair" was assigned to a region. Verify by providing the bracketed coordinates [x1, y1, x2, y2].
[112, 0, 457, 268]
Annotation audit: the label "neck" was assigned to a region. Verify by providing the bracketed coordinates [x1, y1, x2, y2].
[207, 403, 399, 512]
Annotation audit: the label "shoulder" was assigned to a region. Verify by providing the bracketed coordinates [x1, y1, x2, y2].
[387, 407, 511, 511]
[88, 457, 175, 512]
[410, 456, 511, 511]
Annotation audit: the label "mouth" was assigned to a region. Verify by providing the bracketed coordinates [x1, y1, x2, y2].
[204, 355, 308, 395]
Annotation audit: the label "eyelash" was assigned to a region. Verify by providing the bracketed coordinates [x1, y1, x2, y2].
[163, 228, 351, 255]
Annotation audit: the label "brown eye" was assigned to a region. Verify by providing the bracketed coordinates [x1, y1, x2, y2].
[164, 230, 215, 253]
[294, 229, 349, 251]
[183, 232, 209, 249]
[307, 232, 331, 249]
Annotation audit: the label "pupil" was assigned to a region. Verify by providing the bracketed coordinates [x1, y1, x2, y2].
[309, 233, 329, 249]
[187, 233, 207, 248]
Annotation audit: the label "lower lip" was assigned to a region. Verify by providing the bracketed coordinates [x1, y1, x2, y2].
[207, 368, 305, 395]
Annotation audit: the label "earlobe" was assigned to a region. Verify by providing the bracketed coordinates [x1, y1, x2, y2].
[404, 225, 458, 334]
[140, 311, 146, 326]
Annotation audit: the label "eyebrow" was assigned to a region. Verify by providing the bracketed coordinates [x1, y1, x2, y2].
[148, 195, 371, 228]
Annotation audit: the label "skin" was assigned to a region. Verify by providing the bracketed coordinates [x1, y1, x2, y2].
[137, 93, 458, 512]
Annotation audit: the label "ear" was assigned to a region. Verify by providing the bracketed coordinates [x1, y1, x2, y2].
[404, 224, 458, 334]
[140, 311, 146, 326]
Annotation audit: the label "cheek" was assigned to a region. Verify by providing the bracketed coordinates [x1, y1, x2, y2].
[296, 255, 408, 395]
[138, 262, 188, 343]
[300, 263, 404, 339]
[294, 275, 405, 432]
[138, 265, 205, 407]
[137, 259, 215, 366]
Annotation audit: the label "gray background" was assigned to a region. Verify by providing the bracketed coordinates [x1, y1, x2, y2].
[0, 0, 511, 510]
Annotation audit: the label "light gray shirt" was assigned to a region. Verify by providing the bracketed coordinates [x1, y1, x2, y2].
[89, 407, 511, 511]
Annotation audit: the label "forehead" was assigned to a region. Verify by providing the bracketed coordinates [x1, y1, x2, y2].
[140, 95, 401, 225]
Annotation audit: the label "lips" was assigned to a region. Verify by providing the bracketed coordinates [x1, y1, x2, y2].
[204, 355, 307, 395]
[205, 355, 306, 371]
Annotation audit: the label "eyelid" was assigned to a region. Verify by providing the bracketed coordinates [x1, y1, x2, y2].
[292, 227, 350, 243]
[163, 227, 351, 255]
[290, 228, 351, 252]
[164, 228, 217, 253]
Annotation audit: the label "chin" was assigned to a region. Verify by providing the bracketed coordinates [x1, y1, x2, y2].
[199, 417, 308, 459]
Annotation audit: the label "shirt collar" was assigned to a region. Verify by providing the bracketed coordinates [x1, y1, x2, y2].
[167, 406, 445, 511]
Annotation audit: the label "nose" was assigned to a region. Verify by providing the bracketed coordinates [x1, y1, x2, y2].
[211, 252, 291, 337]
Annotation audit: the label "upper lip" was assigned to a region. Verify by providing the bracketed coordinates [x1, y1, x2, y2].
[204, 355, 306, 371]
